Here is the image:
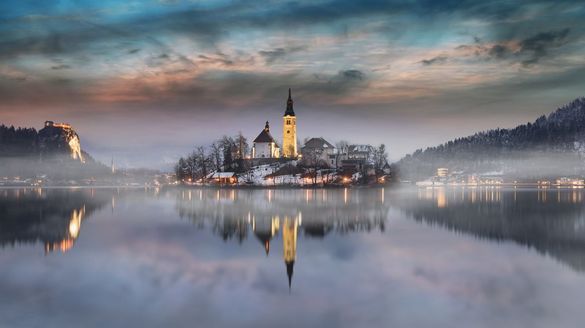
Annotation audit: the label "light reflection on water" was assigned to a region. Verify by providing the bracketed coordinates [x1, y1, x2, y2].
[1, 187, 585, 328]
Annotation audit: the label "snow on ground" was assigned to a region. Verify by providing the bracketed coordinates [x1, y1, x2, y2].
[237, 161, 341, 186]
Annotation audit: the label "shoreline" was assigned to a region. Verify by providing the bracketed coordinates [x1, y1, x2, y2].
[170, 183, 387, 190]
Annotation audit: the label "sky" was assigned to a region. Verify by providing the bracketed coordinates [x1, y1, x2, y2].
[1, 0, 585, 169]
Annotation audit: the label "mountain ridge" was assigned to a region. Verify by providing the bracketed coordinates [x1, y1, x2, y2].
[396, 97, 585, 180]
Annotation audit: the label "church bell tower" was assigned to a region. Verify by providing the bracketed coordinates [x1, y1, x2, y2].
[282, 88, 297, 158]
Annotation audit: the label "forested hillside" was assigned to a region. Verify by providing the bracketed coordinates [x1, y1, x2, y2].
[397, 98, 585, 180]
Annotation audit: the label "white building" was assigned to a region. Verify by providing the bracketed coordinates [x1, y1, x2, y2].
[252, 121, 280, 158]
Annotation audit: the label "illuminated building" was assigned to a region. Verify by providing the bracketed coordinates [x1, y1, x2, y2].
[282, 88, 298, 158]
[252, 121, 280, 158]
[437, 168, 449, 177]
[209, 172, 238, 185]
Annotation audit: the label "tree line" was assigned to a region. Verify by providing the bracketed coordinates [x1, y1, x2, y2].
[175, 133, 249, 182]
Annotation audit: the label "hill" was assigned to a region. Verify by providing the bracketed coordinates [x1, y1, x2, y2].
[0, 121, 109, 180]
[396, 97, 585, 180]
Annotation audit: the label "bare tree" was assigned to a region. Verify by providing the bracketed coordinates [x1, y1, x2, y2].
[210, 141, 223, 172]
[335, 140, 350, 170]
[235, 132, 249, 159]
[373, 144, 388, 179]
[219, 136, 236, 170]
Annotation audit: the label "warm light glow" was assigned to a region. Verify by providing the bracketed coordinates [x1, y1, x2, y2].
[436, 189, 447, 208]
[68, 206, 85, 239]
[68, 135, 85, 163]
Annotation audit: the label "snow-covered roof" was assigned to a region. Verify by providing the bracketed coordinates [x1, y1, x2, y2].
[302, 137, 335, 150]
[348, 144, 374, 153]
[211, 172, 236, 178]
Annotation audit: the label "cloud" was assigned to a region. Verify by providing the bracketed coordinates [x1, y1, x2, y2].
[518, 28, 570, 65]
[258, 46, 307, 64]
[197, 54, 235, 67]
[340, 69, 365, 80]
[455, 28, 572, 66]
[51, 64, 71, 70]
[420, 56, 448, 66]
[488, 44, 509, 59]
[0, 0, 569, 61]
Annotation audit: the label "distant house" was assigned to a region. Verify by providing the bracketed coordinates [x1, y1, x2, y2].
[338, 144, 377, 172]
[300, 137, 336, 167]
[252, 121, 280, 158]
[341, 158, 366, 171]
[209, 172, 237, 184]
[347, 144, 375, 164]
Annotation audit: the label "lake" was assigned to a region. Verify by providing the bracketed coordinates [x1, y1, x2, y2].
[1, 186, 585, 328]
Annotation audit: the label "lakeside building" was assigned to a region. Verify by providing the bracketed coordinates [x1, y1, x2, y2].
[300, 137, 337, 167]
[437, 168, 449, 177]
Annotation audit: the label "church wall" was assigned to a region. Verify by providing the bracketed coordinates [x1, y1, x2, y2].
[253, 142, 278, 158]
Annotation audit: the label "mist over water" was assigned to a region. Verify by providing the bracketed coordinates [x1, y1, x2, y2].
[1, 186, 585, 328]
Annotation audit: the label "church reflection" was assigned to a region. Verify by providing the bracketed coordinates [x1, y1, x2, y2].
[282, 216, 297, 290]
[175, 188, 389, 289]
[0, 188, 108, 254]
[252, 215, 280, 255]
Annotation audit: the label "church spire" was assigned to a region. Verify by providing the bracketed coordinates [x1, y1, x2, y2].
[285, 88, 295, 117]
[286, 260, 294, 291]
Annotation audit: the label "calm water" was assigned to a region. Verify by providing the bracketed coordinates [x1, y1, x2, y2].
[1, 187, 585, 328]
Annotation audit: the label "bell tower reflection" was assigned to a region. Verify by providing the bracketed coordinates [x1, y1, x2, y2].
[282, 216, 298, 290]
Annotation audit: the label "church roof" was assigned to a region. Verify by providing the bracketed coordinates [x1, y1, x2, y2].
[254, 231, 272, 255]
[284, 88, 295, 117]
[253, 121, 279, 146]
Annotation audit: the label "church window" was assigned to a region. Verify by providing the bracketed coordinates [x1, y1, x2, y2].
[287, 130, 290, 134]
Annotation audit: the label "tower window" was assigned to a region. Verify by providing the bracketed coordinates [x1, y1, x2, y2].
[286, 119, 291, 125]
[287, 130, 290, 134]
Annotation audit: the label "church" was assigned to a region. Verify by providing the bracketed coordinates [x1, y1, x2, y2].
[252, 89, 298, 159]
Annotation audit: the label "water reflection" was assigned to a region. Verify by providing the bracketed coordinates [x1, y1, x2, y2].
[0, 188, 108, 253]
[399, 187, 585, 272]
[2, 187, 585, 327]
[175, 188, 390, 288]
